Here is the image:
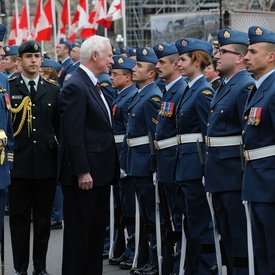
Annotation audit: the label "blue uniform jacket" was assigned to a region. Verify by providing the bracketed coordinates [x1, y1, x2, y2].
[242, 71, 275, 203]
[175, 76, 213, 182]
[112, 84, 138, 157]
[155, 77, 187, 182]
[57, 57, 73, 87]
[99, 73, 115, 106]
[123, 82, 162, 177]
[63, 61, 80, 87]
[0, 74, 14, 188]
[204, 70, 254, 192]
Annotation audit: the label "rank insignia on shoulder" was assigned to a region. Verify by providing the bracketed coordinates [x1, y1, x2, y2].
[202, 90, 212, 95]
[152, 118, 158, 124]
[152, 97, 160, 102]
[101, 82, 109, 87]
[0, 87, 6, 93]
[8, 76, 17, 82]
[247, 85, 254, 90]
[44, 78, 60, 86]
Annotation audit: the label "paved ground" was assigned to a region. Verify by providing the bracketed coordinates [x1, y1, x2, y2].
[2, 216, 130, 274]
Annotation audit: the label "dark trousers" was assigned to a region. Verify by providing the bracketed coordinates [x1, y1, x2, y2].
[251, 202, 275, 275]
[213, 191, 249, 274]
[9, 178, 56, 272]
[62, 184, 110, 275]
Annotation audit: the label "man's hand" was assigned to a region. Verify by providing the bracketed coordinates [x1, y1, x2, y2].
[78, 173, 93, 190]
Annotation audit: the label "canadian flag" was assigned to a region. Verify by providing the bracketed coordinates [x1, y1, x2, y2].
[18, 1, 30, 43]
[8, 11, 18, 45]
[67, 0, 88, 42]
[31, 0, 53, 41]
[57, 0, 69, 40]
[97, 0, 122, 29]
[81, 0, 103, 38]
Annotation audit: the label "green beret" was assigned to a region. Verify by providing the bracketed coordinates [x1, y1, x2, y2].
[18, 40, 41, 54]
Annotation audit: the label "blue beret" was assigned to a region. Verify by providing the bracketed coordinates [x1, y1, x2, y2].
[153, 43, 177, 59]
[112, 56, 136, 70]
[18, 40, 41, 54]
[0, 24, 7, 42]
[129, 47, 136, 57]
[72, 42, 81, 48]
[217, 29, 249, 46]
[113, 47, 121, 55]
[136, 47, 158, 64]
[248, 26, 275, 44]
[175, 38, 212, 55]
[120, 46, 130, 54]
[3, 45, 19, 56]
[41, 59, 62, 73]
[59, 38, 72, 47]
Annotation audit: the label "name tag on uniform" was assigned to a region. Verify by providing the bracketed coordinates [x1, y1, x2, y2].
[11, 95, 23, 99]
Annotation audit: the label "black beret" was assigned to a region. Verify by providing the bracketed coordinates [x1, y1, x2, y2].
[18, 40, 41, 54]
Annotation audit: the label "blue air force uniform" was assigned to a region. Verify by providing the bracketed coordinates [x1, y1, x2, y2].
[204, 29, 254, 275]
[0, 24, 14, 240]
[122, 47, 162, 269]
[242, 26, 275, 275]
[175, 38, 215, 274]
[111, 56, 138, 262]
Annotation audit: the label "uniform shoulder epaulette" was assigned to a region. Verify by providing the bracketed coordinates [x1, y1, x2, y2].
[202, 90, 212, 95]
[44, 78, 60, 87]
[8, 76, 17, 82]
[100, 82, 109, 87]
[151, 96, 161, 102]
[247, 85, 254, 90]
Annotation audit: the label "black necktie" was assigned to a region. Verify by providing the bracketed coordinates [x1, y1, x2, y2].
[29, 80, 36, 100]
[247, 85, 257, 103]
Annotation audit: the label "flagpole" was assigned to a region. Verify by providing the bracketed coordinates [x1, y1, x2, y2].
[68, 0, 71, 30]
[40, 0, 44, 53]
[52, 0, 57, 60]
[26, 0, 30, 39]
[104, 0, 107, 37]
[122, 0, 126, 45]
[14, 0, 19, 44]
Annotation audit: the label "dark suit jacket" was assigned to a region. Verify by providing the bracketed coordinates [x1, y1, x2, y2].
[9, 75, 60, 179]
[58, 67, 119, 187]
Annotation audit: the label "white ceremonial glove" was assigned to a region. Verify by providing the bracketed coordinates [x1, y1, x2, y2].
[120, 169, 127, 179]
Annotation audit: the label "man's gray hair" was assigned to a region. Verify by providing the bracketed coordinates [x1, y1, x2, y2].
[80, 35, 110, 63]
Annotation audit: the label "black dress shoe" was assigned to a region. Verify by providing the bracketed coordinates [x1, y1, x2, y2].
[119, 259, 133, 270]
[102, 250, 109, 259]
[32, 270, 49, 275]
[108, 255, 127, 265]
[133, 264, 158, 275]
[15, 272, 27, 275]
[50, 221, 63, 230]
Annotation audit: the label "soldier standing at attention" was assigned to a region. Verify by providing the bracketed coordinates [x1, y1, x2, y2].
[122, 47, 162, 275]
[204, 29, 254, 274]
[108, 55, 138, 270]
[153, 42, 187, 274]
[0, 24, 14, 241]
[175, 38, 216, 274]
[242, 26, 275, 275]
[8, 40, 60, 275]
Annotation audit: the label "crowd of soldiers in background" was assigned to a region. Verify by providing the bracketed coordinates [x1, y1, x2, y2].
[2, 23, 275, 275]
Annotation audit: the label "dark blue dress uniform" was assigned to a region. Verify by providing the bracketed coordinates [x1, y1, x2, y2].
[204, 29, 254, 275]
[111, 56, 138, 263]
[8, 41, 60, 274]
[98, 73, 115, 106]
[122, 47, 162, 271]
[242, 26, 275, 275]
[175, 38, 216, 274]
[0, 23, 14, 240]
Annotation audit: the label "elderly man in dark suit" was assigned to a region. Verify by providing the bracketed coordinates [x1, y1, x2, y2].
[58, 35, 119, 275]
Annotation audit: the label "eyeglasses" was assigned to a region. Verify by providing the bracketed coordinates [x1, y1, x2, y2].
[218, 48, 242, 56]
[111, 72, 127, 77]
